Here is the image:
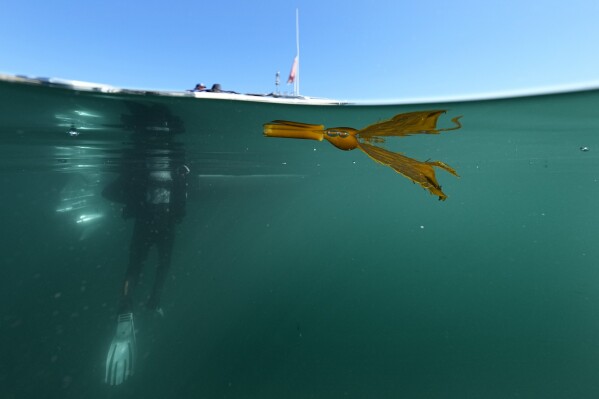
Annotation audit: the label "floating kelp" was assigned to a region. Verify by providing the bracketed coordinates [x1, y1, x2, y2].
[263, 110, 462, 200]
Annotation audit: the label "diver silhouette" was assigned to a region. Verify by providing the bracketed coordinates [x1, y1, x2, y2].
[102, 103, 188, 385]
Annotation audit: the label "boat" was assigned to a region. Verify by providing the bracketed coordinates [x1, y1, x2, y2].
[0, 73, 348, 105]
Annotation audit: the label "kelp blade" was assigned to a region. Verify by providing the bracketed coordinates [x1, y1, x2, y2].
[357, 141, 457, 200]
[357, 110, 461, 140]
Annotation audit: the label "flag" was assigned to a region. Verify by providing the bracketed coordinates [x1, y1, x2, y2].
[287, 56, 298, 84]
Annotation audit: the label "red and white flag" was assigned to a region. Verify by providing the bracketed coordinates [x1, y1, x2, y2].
[287, 56, 298, 84]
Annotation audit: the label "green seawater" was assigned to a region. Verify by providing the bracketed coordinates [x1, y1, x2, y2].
[2, 80, 599, 398]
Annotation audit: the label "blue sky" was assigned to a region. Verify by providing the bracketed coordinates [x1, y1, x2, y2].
[1, 0, 598, 101]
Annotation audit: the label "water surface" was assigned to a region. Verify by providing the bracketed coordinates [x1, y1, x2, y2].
[2, 79, 599, 398]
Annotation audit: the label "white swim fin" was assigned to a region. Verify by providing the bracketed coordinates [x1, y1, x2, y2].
[105, 313, 136, 385]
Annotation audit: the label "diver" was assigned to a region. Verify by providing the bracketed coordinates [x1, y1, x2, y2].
[103, 103, 188, 385]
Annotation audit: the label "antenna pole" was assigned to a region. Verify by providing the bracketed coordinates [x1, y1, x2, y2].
[295, 8, 300, 96]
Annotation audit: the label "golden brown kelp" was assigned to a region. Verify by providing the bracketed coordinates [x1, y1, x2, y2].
[262, 120, 325, 141]
[263, 110, 461, 200]
[357, 142, 458, 201]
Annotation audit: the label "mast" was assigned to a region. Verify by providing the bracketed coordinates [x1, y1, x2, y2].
[295, 8, 300, 96]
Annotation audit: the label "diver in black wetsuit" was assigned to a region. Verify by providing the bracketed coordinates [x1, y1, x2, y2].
[103, 103, 188, 386]
[117, 154, 188, 313]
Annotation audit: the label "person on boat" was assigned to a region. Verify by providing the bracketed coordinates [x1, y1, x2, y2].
[103, 103, 189, 385]
[207, 83, 222, 93]
[205, 83, 238, 94]
[192, 83, 206, 92]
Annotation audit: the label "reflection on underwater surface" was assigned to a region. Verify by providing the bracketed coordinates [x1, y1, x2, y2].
[3, 77, 599, 398]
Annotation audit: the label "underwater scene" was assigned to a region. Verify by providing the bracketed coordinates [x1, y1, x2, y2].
[2, 78, 599, 398]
